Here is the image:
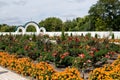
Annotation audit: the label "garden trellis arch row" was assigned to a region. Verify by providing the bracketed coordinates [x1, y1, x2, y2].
[15, 21, 46, 35]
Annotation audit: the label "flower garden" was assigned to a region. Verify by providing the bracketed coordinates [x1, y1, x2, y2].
[0, 34, 120, 80]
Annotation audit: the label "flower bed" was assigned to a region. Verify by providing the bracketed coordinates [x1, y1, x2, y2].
[0, 34, 120, 72]
[0, 52, 83, 80]
[53, 36, 120, 69]
[89, 55, 120, 80]
[0, 34, 53, 60]
[52, 67, 82, 80]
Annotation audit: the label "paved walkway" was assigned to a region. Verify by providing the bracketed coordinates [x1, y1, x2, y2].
[0, 66, 28, 80]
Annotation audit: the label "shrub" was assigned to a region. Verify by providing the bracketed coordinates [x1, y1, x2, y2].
[0, 35, 53, 60]
[53, 36, 119, 69]
[95, 34, 98, 38]
[112, 33, 114, 39]
[85, 33, 91, 38]
[0, 34, 119, 70]
[61, 28, 65, 41]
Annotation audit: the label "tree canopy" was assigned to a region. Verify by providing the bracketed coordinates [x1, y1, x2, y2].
[89, 0, 120, 31]
[39, 17, 63, 31]
[26, 25, 36, 32]
[0, 24, 16, 32]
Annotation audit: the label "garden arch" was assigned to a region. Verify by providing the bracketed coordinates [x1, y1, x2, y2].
[24, 21, 40, 35]
[15, 26, 25, 34]
[39, 27, 46, 33]
[15, 21, 46, 35]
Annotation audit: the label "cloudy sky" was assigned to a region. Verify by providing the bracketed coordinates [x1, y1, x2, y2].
[0, 0, 98, 25]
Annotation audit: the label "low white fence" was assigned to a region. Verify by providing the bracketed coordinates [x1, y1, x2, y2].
[46, 32, 120, 39]
[0, 31, 120, 39]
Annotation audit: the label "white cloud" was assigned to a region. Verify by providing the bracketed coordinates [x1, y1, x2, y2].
[12, 0, 27, 6]
[0, 17, 23, 25]
[0, 0, 98, 25]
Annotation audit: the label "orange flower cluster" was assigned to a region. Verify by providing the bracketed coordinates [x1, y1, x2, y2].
[0, 52, 55, 80]
[89, 55, 120, 80]
[0, 52, 83, 80]
[109, 39, 120, 43]
[52, 67, 83, 80]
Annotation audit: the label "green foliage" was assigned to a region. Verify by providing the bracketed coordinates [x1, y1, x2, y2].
[95, 34, 98, 38]
[112, 33, 114, 39]
[0, 34, 120, 69]
[0, 24, 16, 32]
[85, 33, 91, 38]
[26, 25, 36, 32]
[63, 20, 77, 31]
[55, 56, 74, 67]
[95, 49, 108, 57]
[61, 27, 65, 41]
[0, 35, 53, 60]
[39, 17, 63, 31]
[54, 36, 120, 68]
[38, 52, 54, 62]
[95, 18, 107, 31]
[77, 16, 90, 31]
[89, 0, 120, 31]
[63, 16, 90, 31]
[109, 43, 120, 52]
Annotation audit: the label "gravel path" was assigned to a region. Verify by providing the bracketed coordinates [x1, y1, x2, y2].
[0, 66, 28, 80]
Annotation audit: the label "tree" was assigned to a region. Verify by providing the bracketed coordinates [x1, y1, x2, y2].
[89, 0, 120, 31]
[39, 17, 63, 31]
[63, 20, 77, 31]
[95, 18, 107, 31]
[63, 16, 90, 31]
[76, 16, 90, 31]
[5, 26, 16, 32]
[0, 24, 16, 32]
[26, 25, 36, 32]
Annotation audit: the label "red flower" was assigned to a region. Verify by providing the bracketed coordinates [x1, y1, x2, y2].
[60, 52, 70, 59]
[89, 51, 94, 57]
[78, 53, 85, 59]
[24, 46, 29, 50]
[109, 51, 115, 55]
[91, 47, 97, 52]
[63, 52, 69, 56]
[105, 54, 110, 58]
[52, 51, 58, 57]
[44, 48, 47, 51]
[60, 55, 65, 59]
[87, 59, 91, 63]
[75, 37, 80, 42]
[68, 37, 73, 41]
